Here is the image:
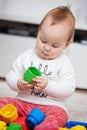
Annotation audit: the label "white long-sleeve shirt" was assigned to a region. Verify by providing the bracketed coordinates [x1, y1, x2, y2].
[6, 47, 75, 111]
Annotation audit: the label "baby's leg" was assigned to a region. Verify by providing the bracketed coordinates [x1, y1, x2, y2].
[0, 97, 35, 116]
[34, 105, 68, 130]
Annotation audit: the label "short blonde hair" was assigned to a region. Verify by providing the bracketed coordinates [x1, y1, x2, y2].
[39, 6, 75, 41]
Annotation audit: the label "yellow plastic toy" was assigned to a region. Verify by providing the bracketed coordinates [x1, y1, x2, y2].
[70, 125, 86, 130]
[0, 104, 18, 124]
[0, 121, 7, 130]
[59, 125, 86, 130]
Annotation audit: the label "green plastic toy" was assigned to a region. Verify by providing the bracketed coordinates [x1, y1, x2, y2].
[24, 67, 41, 83]
[7, 123, 22, 130]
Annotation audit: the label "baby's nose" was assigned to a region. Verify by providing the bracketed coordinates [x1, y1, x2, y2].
[44, 44, 51, 51]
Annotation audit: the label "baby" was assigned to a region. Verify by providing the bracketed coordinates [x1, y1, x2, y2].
[1, 6, 75, 130]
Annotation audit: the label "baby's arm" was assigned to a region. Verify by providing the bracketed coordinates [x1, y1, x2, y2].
[44, 64, 75, 99]
[33, 57, 75, 99]
[44, 77, 75, 99]
[33, 73, 75, 99]
[6, 53, 29, 92]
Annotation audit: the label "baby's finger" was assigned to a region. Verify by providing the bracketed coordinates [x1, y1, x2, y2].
[21, 80, 29, 85]
[33, 77, 42, 83]
[34, 85, 42, 91]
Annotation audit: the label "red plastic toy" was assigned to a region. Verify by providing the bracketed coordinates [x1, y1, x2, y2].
[14, 116, 29, 130]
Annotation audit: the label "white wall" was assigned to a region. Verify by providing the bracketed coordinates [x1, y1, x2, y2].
[0, 0, 68, 23]
[68, 43, 87, 89]
[70, 0, 87, 29]
[0, 34, 36, 77]
[0, 0, 87, 27]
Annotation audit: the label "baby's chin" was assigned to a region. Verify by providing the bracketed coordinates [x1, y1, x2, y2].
[41, 56, 55, 60]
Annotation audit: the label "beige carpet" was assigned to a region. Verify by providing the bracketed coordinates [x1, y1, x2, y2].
[0, 80, 87, 122]
[66, 89, 87, 122]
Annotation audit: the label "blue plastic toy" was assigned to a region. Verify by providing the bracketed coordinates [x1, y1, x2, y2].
[26, 108, 46, 128]
[66, 121, 87, 129]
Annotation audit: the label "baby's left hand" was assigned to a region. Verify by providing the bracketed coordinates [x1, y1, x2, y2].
[33, 76, 48, 91]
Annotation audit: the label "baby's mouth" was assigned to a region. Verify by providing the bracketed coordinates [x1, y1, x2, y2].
[42, 51, 49, 56]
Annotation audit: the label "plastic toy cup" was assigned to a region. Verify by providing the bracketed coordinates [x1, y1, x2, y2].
[70, 125, 86, 130]
[0, 104, 18, 123]
[24, 67, 41, 83]
[7, 123, 22, 130]
[26, 108, 45, 128]
[66, 121, 87, 129]
[0, 121, 7, 130]
[14, 116, 29, 130]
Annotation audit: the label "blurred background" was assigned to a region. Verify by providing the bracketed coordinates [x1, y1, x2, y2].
[0, 0, 87, 89]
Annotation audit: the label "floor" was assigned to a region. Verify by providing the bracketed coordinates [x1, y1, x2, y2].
[0, 78, 87, 122]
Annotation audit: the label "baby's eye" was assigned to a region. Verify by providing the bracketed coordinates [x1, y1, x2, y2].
[41, 39, 46, 43]
[52, 45, 59, 48]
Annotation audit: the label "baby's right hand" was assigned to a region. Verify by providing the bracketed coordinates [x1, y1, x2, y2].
[17, 79, 34, 91]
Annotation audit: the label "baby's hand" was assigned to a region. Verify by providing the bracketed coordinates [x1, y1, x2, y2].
[33, 76, 48, 91]
[17, 79, 34, 91]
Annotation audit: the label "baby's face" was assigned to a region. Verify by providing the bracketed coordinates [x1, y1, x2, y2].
[36, 18, 71, 60]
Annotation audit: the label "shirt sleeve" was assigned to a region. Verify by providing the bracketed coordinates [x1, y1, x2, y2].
[44, 56, 76, 99]
[6, 53, 25, 92]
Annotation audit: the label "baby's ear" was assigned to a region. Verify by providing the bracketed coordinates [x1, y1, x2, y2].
[66, 40, 72, 47]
